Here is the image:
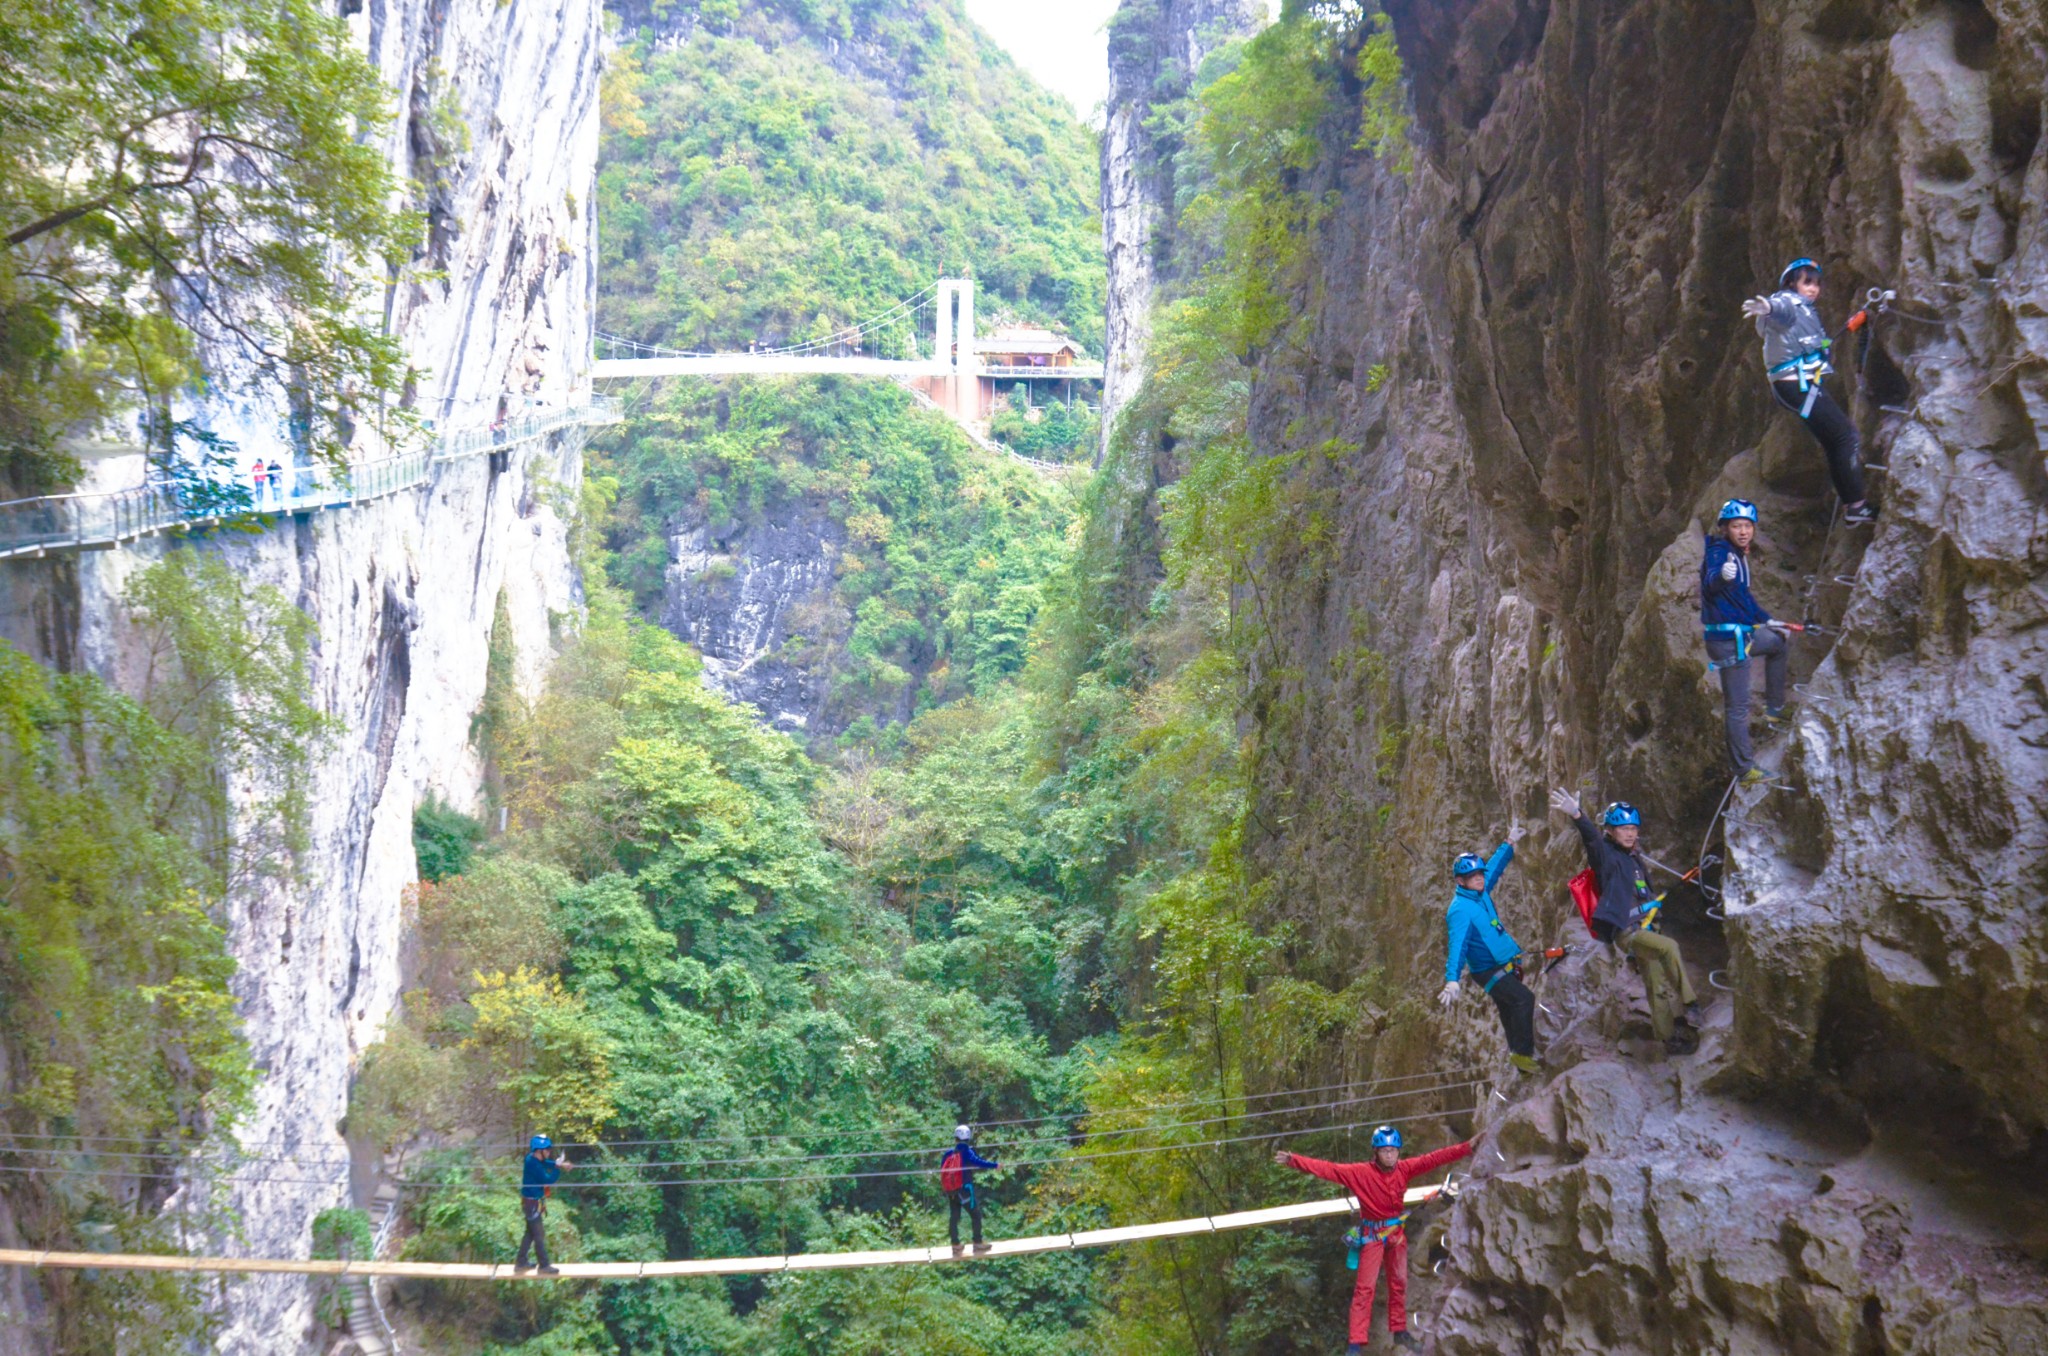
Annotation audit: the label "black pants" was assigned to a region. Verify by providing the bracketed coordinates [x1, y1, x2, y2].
[1772, 380, 1866, 504]
[947, 1185, 983, 1246]
[516, 1197, 550, 1268]
[1487, 972, 1537, 1057]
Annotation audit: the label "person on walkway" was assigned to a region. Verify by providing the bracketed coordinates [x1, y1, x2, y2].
[1701, 498, 1790, 786]
[1437, 838, 1541, 1074]
[1742, 258, 1877, 524]
[514, 1134, 575, 1275]
[1274, 1126, 1471, 1353]
[249, 457, 267, 508]
[1549, 790, 1700, 1053]
[941, 1125, 999, 1255]
[266, 459, 286, 508]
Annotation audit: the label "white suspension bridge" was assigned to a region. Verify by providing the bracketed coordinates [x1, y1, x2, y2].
[593, 278, 1103, 471]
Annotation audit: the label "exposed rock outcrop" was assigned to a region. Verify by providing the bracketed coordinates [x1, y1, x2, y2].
[1100, 0, 1264, 440]
[665, 499, 849, 733]
[1106, 0, 2048, 1348]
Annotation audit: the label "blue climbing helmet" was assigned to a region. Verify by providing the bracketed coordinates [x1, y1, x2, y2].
[1601, 801, 1642, 828]
[1451, 852, 1486, 879]
[1718, 498, 1759, 524]
[529, 1135, 552, 1152]
[1370, 1125, 1402, 1150]
[1779, 256, 1822, 289]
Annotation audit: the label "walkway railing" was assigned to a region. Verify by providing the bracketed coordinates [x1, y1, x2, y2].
[0, 399, 620, 561]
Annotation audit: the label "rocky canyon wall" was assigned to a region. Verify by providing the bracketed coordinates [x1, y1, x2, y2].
[1108, 0, 2047, 1349]
[0, 0, 603, 1349]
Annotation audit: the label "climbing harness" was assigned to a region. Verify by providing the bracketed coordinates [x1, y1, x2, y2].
[1704, 622, 1752, 671]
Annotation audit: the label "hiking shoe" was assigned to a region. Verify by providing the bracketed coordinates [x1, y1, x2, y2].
[951, 1244, 965, 1258]
[1392, 1334, 1422, 1350]
[513, 1262, 534, 1274]
[536, 1264, 560, 1276]
[1738, 767, 1771, 787]
[972, 1241, 992, 1255]
[1665, 1030, 1700, 1056]
[1508, 1053, 1542, 1075]
[1842, 503, 1879, 526]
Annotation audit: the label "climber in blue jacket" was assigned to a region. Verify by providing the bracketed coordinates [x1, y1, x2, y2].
[1701, 498, 1791, 785]
[1436, 837, 1540, 1073]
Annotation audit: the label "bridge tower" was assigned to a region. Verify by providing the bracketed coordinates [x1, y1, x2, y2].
[932, 279, 978, 420]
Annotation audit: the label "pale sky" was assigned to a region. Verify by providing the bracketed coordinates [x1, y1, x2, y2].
[962, 0, 1121, 123]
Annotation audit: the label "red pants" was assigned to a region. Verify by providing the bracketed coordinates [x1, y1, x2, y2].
[1350, 1232, 1408, 1341]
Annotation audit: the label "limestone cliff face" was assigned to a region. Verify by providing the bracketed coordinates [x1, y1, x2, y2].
[1108, 0, 2047, 1349]
[664, 499, 849, 734]
[0, 0, 602, 1350]
[1099, 0, 1263, 440]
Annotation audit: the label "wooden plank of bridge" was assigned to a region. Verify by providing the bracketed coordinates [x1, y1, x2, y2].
[0, 1185, 1452, 1281]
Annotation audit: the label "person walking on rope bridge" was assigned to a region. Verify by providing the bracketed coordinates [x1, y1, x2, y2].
[1702, 498, 1793, 786]
[941, 1125, 999, 1256]
[1437, 836, 1542, 1074]
[1549, 790, 1702, 1055]
[1274, 1126, 1470, 1352]
[514, 1134, 575, 1275]
[1742, 257, 1877, 525]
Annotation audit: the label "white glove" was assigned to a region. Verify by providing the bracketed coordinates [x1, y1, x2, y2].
[1437, 981, 1460, 1009]
[1720, 556, 1740, 581]
[1548, 787, 1582, 819]
[1741, 296, 1771, 319]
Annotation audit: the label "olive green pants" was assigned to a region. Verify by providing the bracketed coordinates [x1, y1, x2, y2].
[1624, 929, 1696, 1040]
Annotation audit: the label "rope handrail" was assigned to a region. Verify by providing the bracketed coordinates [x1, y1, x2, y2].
[0, 1185, 1452, 1280]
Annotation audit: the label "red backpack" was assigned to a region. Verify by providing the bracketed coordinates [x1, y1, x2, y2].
[939, 1150, 964, 1194]
[1568, 869, 1601, 939]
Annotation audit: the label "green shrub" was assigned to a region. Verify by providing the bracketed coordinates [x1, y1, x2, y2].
[414, 795, 485, 882]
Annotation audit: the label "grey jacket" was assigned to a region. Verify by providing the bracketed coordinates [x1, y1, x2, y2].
[1755, 290, 1833, 381]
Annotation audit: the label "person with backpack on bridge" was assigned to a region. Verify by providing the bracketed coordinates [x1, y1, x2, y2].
[1701, 498, 1797, 786]
[1741, 257, 1877, 525]
[1437, 835, 1542, 1074]
[514, 1134, 576, 1275]
[1550, 790, 1701, 1055]
[940, 1125, 999, 1255]
[1274, 1126, 1471, 1352]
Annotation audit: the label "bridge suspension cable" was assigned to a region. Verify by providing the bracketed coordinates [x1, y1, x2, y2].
[0, 1073, 1490, 1193]
[0, 1064, 1483, 1158]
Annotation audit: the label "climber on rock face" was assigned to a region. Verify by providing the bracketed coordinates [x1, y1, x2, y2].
[1274, 1126, 1470, 1353]
[1701, 498, 1791, 786]
[1741, 258, 1877, 525]
[1548, 790, 1701, 1055]
[1438, 836, 1542, 1074]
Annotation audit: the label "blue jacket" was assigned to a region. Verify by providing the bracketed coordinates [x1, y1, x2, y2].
[943, 1141, 998, 1188]
[1443, 842, 1520, 984]
[521, 1152, 562, 1200]
[1700, 536, 1771, 628]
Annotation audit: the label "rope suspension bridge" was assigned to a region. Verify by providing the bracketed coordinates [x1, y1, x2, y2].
[0, 1188, 1452, 1281]
[0, 1068, 1485, 1282]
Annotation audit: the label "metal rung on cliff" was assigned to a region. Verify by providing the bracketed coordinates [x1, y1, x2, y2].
[0, 399, 622, 562]
[0, 1185, 1449, 1281]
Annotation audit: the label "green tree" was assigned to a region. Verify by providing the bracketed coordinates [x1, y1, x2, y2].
[0, 0, 422, 489]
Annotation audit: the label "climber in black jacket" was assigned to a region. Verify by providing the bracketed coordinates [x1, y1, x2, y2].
[1549, 788, 1701, 1054]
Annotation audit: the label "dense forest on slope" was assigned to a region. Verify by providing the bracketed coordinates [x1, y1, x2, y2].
[597, 0, 1104, 352]
[363, 4, 1454, 1352]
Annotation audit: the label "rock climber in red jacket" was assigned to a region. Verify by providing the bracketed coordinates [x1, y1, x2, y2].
[1274, 1125, 1471, 1352]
